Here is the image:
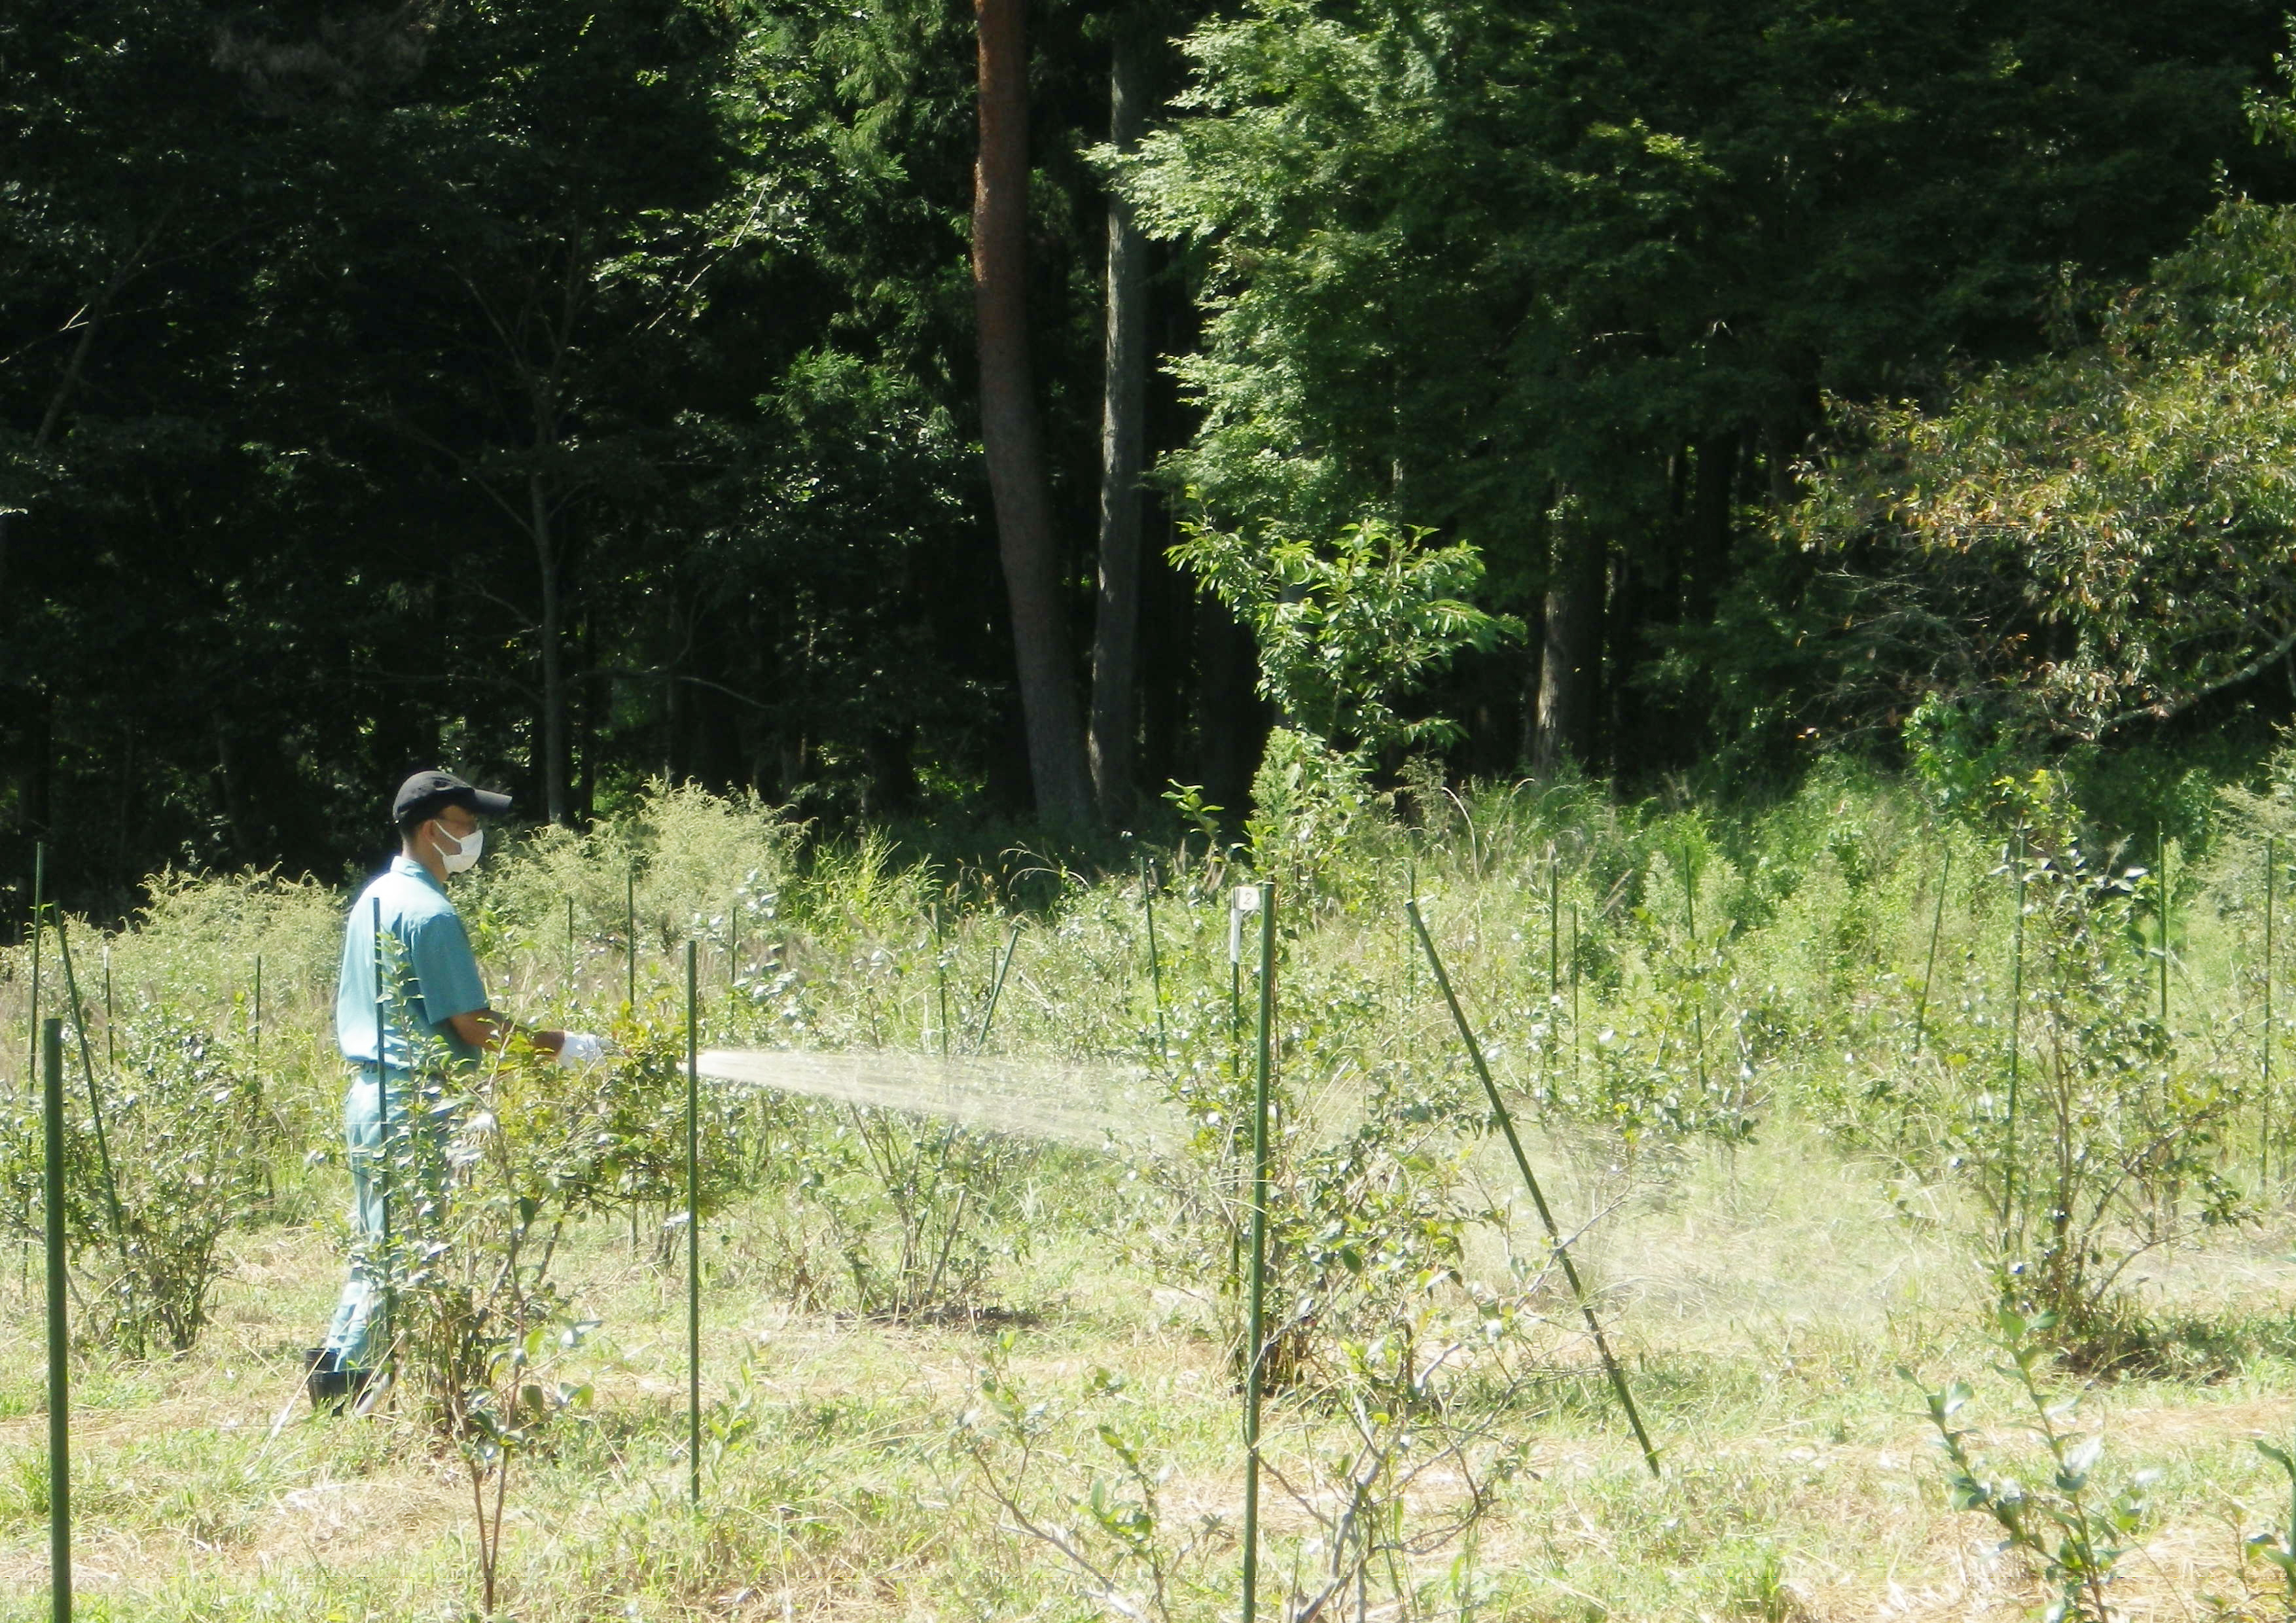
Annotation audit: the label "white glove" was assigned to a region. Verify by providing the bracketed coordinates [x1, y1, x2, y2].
[556, 1031, 606, 1067]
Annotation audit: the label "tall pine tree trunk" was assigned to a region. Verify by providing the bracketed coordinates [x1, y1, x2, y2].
[1088, 18, 1148, 825]
[975, 0, 1092, 825]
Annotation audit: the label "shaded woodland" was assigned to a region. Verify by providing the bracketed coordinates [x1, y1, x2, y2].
[8, 0, 2296, 912]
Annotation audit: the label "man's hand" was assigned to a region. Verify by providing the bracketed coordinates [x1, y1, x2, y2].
[555, 1032, 606, 1067]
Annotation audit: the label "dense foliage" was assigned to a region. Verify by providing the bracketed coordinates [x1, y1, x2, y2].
[9, 0, 2296, 918]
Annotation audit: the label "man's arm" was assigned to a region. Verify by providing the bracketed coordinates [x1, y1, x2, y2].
[446, 1009, 567, 1056]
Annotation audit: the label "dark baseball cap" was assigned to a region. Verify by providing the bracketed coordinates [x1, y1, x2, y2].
[391, 770, 513, 825]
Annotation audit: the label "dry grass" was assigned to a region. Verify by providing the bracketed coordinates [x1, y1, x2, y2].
[0, 1128, 2279, 1620]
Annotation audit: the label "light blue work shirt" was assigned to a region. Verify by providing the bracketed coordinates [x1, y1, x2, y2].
[334, 855, 490, 1071]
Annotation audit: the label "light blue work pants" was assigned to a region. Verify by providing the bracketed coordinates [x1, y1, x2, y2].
[320, 1068, 410, 1370]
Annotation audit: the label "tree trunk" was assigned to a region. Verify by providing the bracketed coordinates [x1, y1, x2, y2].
[1681, 431, 1738, 626]
[974, 0, 1092, 826]
[1088, 19, 1149, 826]
[1533, 522, 1604, 774]
[531, 473, 568, 825]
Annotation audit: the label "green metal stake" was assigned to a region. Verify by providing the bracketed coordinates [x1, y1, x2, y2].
[566, 895, 577, 1018]
[372, 897, 394, 1385]
[100, 944, 114, 1074]
[1547, 847, 1561, 1003]
[28, 840, 45, 1082]
[973, 921, 1020, 1054]
[1407, 899, 1662, 1478]
[685, 940, 702, 1508]
[42, 1018, 69, 1623]
[2159, 826, 2172, 1030]
[1141, 850, 1168, 1069]
[49, 921, 124, 1265]
[1912, 845, 1952, 1060]
[1570, 903, 1582, 1084]
[1681, 844, 1708, 1101]
[1240, 882, 1275, 1623]
[2267, 838, 2278, 1188]
[2005, 832, 2026, 1248]
[626, 865, 638, 1010]
[252, 953, 262, 1065]
[933, 907, 951, 1060]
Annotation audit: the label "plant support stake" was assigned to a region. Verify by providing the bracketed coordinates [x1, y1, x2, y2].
[1241, 882, 1274, 1623]
[1407, 899, 1662, 1478]
[933, 907, 950, 1060]
[42, 1018, 69, 1623]
[27, 840, 44, 1082]
[2159, 825, 2172, 1029]
[685, 940, 702, 1508]
[48, 921, 125, 1265]
[1912, 844, 1951, 1060]
[2004, 832, 2026, 1247]
[1681, 843, 1708, 1100]
[973, 921, 1021, 1053]
[1141, 849, 1168, 1068]
[2269, 837, 2280, 1187]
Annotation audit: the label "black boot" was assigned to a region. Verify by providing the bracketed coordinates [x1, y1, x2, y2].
[304, 1346, 371, 1412]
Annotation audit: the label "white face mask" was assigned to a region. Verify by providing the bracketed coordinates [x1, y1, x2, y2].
[432, 820, 484, 874]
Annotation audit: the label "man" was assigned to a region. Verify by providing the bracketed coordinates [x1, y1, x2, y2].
[306, 769, 602, 1408]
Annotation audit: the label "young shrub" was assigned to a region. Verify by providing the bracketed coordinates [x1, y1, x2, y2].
[1942, 833, 2244, 1355]
[1911, 1310, 2155, 1623]
[0, 1009, 274, 1357]
[740, 1091, 1037, 1320]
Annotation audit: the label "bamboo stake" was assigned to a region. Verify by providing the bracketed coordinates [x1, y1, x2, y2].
[1912, 845, 1950, 1060]
[1240, 882, 1275, 1623]
[685, 941, 702, 1508]
[42, 1018, 69, 1623]
[1407, 898, 1660, 1478]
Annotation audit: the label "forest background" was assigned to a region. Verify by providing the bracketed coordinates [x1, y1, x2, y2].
[12, 0, 2296, 916]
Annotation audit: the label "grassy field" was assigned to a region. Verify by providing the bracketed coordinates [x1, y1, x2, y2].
[2, 768, 2295, 1620]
